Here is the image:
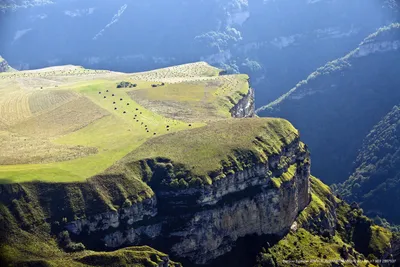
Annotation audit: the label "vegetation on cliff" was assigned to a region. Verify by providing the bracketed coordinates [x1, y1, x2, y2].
[255, 177, 393, 267]
[113, 117, 299, 187]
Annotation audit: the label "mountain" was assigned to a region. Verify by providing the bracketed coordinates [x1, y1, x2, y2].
[258, 23, 400, 185]
[0, 0, 395, 106]
[338, 104, 400, 224]
[0, 62, 395, 266]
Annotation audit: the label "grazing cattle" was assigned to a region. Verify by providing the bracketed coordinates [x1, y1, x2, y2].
[127, 103, 130, 105]
[123, 111, 126, 114]
[189, 124, 192, 127]
[136, 108, 139, 111]
[99, 92, 101, 94]
[104, 96, 106, 98]
[106, 90, 109, 92]
[114, 107, 117, 110]
[120, 98, 123, 101]
[112, 94, 115, 96]
[113, 102, 116, 104]
[153, 133, 156, 135]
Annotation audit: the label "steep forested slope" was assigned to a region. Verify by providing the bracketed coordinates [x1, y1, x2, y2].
[258, 23, 400, 185]
[339, 105, 400, 224]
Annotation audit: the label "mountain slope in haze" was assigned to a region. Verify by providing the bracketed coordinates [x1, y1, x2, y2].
[258, 23, 400, 185]
[0, 0, 395, 106]
[338, 104, 400, 224]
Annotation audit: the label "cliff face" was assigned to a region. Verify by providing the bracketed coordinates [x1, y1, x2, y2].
[230, 87, 255, 118]
[65, 136, 310, 264]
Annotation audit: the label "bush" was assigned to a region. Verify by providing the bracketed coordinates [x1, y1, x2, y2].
[188, 177, 203, 188]
[178, 178, 189, 189]
[122, 199, 132, 208]
[66, 242, 86, 252]
[58, 230, 86, 252]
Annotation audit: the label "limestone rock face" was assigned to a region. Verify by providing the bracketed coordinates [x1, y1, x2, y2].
[66, 137, 311, 264]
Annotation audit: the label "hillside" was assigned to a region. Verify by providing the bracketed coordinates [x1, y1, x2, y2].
[258, 23, 400, 185]
[0, 62, 396, 266]
[338, 104, 400, 224]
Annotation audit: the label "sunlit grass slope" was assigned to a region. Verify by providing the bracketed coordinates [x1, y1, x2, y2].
[111, 118, 299, 186]
[0, 62, 251, 183]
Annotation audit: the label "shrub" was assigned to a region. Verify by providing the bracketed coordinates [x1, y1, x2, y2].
[66, 242, 86, 252]
[122, 199, 132, 208]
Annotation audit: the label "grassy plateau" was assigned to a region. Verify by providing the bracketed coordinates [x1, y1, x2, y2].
[0, 62, 251, 184]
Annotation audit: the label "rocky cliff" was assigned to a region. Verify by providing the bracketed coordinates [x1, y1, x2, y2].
[0, 116, 312, 266]
[255, 176, 394, 267]
[0, 61, 395, 267]
[62, 120, 309, 264]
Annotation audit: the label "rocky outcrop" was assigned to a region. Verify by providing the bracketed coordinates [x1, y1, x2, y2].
[0, 56, 15, 72]
[0, 59, 9, 72]
[66, 196, 157, 235]
[230, 87, 255, 118]
[65, 137, 310, 264]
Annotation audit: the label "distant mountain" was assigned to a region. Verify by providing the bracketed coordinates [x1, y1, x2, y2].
[0, 0, 395, 106]
[258, 23, 400, 185]
[0, 0, 53, 10]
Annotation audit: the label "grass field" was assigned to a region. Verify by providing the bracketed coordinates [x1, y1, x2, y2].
[0, 62, 252, 184]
